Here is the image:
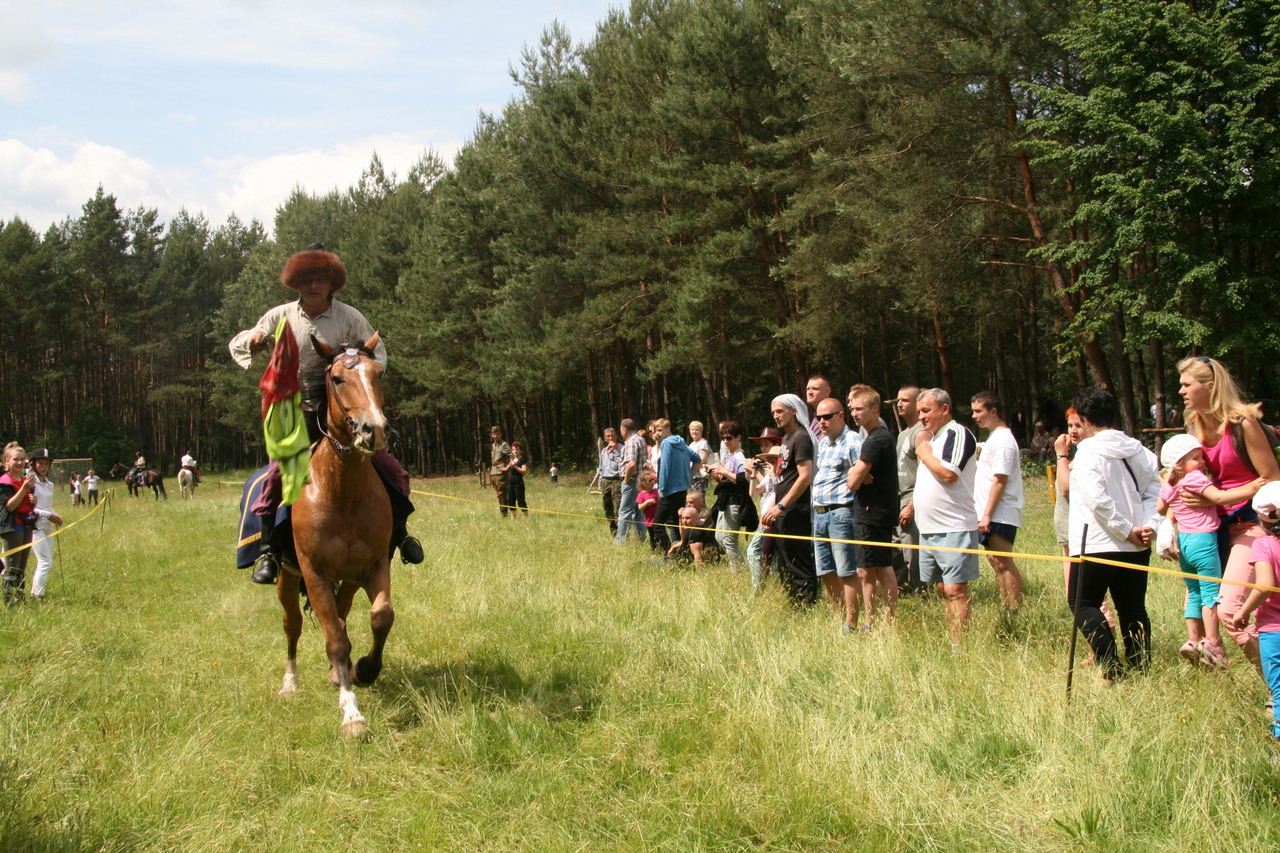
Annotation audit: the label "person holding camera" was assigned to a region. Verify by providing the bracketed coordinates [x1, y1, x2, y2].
[0, 442, 38, 605]
[706, 421, 757, 571]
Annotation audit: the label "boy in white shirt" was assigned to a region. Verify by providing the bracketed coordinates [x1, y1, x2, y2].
[971, 390, 1025, 612]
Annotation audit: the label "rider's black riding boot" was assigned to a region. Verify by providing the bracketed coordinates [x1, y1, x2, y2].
[251, 512, 281, 584]
[391, 523, 423, 564]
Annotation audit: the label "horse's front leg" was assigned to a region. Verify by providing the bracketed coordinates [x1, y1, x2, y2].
[328, 581, 361, 685]
[303, 567, 366, 738]
[355, 558, 394, 687]
[276, 568, 303, 697]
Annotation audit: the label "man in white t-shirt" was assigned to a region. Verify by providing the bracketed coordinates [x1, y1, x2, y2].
[971, 390, 1025, 612]
[914, 388, 979, 647]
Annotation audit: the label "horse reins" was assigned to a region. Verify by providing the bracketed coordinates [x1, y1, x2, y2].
[319, 343, 378, 455]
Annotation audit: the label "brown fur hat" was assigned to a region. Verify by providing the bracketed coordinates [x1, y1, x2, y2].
[280, 246, 347, 292]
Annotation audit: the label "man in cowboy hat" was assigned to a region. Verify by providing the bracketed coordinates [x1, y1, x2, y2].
[230, 244, 422, 584]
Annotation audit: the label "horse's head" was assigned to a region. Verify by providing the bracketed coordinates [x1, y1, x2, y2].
[313, 331, 387, 456]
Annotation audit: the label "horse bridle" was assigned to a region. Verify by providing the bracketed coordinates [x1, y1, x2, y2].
[319, 343, 378, 455]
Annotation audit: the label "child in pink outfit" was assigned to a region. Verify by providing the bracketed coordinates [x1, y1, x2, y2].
[1229, 482, 1280, 744]
[1158, 435, 1262, 669]
[637, 472, 659, 549]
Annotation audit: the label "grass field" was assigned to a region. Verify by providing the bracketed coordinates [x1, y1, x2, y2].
[0, 474, 1278, 852]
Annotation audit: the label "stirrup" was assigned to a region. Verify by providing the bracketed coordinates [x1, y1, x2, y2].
[399, 535, 424, 565]
[251, 553, 280, 584]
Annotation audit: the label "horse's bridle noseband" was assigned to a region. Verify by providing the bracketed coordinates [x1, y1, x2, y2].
[320, 343, 378, 455]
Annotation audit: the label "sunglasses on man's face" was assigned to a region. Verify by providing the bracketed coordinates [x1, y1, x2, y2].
[815, 412, 841, 422]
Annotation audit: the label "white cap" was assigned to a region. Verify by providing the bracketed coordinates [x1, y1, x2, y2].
[1160, 434, 1202, 470]
[1253, 481, 1280, 524]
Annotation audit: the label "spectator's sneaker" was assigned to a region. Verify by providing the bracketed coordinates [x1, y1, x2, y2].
[840, 625, 854, 634]
[1197, 639, 1230, 671]
[1179, 640, 1202, 667]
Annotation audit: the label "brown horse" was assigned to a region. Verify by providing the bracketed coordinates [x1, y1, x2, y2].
[109, 463, 167, 499]
[277, 332, 393, 738]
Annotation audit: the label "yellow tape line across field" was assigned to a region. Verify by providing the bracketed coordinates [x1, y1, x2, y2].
[0, 490, 111, 560]
[410, 488, 1280, 595]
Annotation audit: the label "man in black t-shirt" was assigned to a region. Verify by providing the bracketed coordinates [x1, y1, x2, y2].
[761, 393, 817, 605]
[847, 386, 900, 625]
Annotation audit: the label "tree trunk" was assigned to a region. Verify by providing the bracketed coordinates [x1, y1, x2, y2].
[1110, 313, 1137, 435]
[933, 311, 953, 402]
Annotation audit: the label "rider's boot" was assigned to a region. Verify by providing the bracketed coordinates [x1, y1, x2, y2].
[391, 523, 424, 565]
[251, 512, 281, 585]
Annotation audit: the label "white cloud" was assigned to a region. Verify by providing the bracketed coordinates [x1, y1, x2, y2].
[208, 132, 464, 228]
[0, 139, 177, 229]
[49, 0, 413, 70]
[0, 0, 60, 101]
[167, 112, 197, 123]
[0, 133, 464, 233]
[0, 70, 34, 103]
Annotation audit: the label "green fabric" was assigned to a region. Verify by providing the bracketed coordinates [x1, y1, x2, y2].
[263, 316, 310, 506]
[264, 392, 311, 505]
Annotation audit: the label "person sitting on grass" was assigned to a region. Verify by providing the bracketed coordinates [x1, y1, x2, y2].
[667, 505, 722, 566]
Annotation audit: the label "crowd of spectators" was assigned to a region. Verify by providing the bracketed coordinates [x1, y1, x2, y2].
[488, 360, 1280, 747]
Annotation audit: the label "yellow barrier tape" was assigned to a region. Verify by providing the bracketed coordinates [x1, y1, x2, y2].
[409, 487, 1280, 595]
[0, 489, 111, 560]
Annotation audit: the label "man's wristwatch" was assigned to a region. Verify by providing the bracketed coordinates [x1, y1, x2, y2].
[776, 502, 787, 513]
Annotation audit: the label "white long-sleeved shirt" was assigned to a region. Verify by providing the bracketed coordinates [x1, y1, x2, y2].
[1068, 429, 1162, 556]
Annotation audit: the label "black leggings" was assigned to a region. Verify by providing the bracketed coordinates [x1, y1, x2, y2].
[1068, 549, 1151, 678]
[2, 528, 33, 582]
[506, 480, 528, 512]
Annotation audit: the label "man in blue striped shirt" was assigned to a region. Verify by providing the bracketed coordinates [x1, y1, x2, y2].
[812, 398, 865, 631]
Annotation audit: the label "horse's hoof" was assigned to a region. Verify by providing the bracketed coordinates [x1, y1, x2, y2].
[354, 657, 381, 687]
[278, 686, 296, 698]
[341, 717, 368, 739]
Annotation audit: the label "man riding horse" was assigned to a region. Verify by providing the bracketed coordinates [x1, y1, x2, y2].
[229, 244, 423, 583]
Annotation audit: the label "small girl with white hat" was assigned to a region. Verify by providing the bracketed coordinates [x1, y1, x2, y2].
[1228, 481, 1280, 744]
[1158, 434, 1264, 669]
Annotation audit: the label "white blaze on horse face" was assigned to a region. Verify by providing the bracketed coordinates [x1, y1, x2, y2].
[346, 359, 388, 455]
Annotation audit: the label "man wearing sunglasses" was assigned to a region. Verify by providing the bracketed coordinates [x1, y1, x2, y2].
[810, 398, 865, 631]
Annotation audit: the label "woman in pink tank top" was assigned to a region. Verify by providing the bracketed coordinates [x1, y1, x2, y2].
[1179, 356, 1276, 682]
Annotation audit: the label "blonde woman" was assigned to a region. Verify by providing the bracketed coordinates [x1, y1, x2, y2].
[1178, 356, 1277, 678]
[688, 421, 710, 493]
[0, 442, 37, 605]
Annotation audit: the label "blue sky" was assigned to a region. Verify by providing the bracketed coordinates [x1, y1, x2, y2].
[0, 0, 616, 232]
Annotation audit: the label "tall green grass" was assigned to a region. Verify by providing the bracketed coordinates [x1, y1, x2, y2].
[0, 476, 1276, 852]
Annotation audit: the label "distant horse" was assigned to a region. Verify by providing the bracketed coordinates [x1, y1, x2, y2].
[109, 463, 167, 499]
[277, 332, 394, 738]
[178, 468, 197, 499]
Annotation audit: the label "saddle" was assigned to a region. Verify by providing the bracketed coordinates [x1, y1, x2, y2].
[235, 459, 412, 570]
